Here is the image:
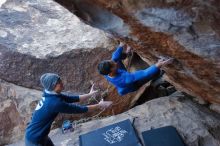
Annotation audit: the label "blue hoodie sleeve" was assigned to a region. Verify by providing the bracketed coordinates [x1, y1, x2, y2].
[111, 46, 127, 70]
[60, 93, 80, 103]
[124, 65, 160, 85]
[55, 101, 88, 114]
[111, 46, 124, 62]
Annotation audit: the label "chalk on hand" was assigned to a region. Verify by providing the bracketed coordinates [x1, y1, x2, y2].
[159, 56, 174, 61]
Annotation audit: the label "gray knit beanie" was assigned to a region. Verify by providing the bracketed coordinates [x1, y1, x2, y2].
[40, 73, 60, 91]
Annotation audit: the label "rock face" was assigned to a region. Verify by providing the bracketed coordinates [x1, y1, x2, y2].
[0, 0, 114, 91]
[0, 0, 144, 119]
[0, 0, 147, 145]
[8, 92, 220, 146]
[56, 0, 220, 104]
[0, 79, 41, 145]
[1, 0, 220, 145]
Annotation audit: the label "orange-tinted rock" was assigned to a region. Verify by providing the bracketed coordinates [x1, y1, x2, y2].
[57, 0, 220, 104]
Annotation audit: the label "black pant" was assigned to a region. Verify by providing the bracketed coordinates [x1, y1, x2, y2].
[25, 137, 54, 146]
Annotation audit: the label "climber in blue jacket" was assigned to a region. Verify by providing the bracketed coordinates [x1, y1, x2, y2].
[98, 42, 173, 96]
[25, 73, 112, 146]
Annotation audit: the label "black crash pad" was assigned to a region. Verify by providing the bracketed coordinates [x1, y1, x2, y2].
[142, 126, 186, 146]
[79, 119, 141, 146]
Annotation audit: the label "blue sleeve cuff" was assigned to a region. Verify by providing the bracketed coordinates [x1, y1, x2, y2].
[150, 65, 160, 72]
[82, 106, 89, 112]
[73, 95, 80, 102]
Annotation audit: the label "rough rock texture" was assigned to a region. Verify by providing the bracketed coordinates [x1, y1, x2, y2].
[8, 92, 220, 146]
[0, 79, 41, 145]
[0, 0, 148, 145]
[1, 0, 220, 145]
[56, 0, 220, 104]
[0, 0, 143, 119]
[0, 0, 113, 91]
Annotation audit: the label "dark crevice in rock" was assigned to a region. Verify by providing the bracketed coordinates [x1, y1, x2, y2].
[208, 126, 220, 141]
[132, 79, 176, 107]
[126, 52, 149, 72]
[125, 52, 177, 107]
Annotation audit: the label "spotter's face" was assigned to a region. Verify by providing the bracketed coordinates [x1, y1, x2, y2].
[54, 79, 64, 93]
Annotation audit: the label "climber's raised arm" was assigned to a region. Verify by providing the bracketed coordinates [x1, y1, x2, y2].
[111, 42, 125, 62]
[111, 42, 133, 70]
[124, 65, 160, 85]
[124, 58, 173, 85]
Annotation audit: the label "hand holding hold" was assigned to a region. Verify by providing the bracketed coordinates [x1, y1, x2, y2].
[126, 45, 132, 55]
[119, 41, 125, 47]
[156, 57, 174, 68]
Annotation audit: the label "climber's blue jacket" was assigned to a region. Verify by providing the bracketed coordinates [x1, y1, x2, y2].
[25, 90, 88, 143]
[105, 46, 160, 95]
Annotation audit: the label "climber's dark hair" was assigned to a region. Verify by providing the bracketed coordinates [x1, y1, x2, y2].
[97, 60, 112, 75]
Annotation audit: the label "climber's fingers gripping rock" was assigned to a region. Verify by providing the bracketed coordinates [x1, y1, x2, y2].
[156, 58, 174, 68]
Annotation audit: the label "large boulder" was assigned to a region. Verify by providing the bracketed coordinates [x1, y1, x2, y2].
[8, 92, 220, 146]
[0, 0, 148, 144]
[1, 0, 220, 145]
[56, 0, 220, 104]
[0, 0, 114, 91]
[0, 0, 143, 115]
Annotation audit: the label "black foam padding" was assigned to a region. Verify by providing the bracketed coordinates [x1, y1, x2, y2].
[142, 126, 186, 146]
[79, 119, 141, 146]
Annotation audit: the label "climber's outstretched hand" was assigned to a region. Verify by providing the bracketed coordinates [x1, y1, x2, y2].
[119, 41, 125, 47]
[126, 45, 132, 55]
[156, 57, 173, 68]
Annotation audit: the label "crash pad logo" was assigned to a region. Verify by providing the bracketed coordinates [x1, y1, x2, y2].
[35, 97, 45, 110]
[102, 126, 128, 144]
